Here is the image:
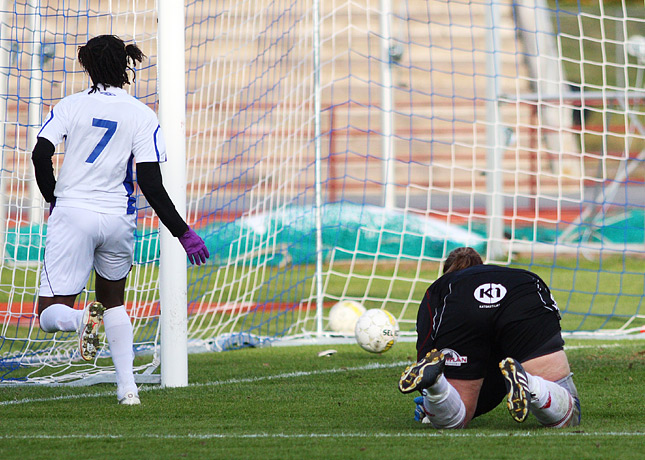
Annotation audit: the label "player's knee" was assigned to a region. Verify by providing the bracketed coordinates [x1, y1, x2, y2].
[428, 403, 467, 430]
[39, 322, 55, 333]
[556, 373, 581, 427]
[38, 305, 59, 333]
[94, 275, 126, 308]
[555, 373, 579, 399]
[566, 396, 582, 427]
[38, 303, 55, 332]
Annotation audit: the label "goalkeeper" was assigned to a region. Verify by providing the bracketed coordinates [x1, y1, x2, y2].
[31, 35, 209, 405]
[398, 247, 580, 429]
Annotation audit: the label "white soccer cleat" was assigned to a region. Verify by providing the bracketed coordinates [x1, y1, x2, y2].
[78, 301, 105, 361]
[119, 392, 141, 405]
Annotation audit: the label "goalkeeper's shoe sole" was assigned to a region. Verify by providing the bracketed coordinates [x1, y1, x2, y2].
[78, 301, 105, 361]
[398, 349, 445, 394]
[499, 357, 531, 423]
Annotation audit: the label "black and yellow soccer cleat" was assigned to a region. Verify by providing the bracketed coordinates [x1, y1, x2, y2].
[499, 357, 531, 423]
[398, 349, 446, 394]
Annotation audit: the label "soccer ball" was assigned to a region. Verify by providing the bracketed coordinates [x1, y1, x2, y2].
[354, 309, 399, 353]
[328, 300, 366, 334]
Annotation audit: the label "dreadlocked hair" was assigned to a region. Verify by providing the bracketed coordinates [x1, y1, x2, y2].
[77, 35, 145, 93]
[443, 247, 483, 275]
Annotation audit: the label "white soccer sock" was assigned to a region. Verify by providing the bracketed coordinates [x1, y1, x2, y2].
[526, 372, 575, 428]
[421, 374, 466, 429]
[103, 306, 138, 399]
[39, 304, 83, 332]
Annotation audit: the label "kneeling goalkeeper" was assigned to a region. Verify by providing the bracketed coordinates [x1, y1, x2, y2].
[399, 247, 581, 429]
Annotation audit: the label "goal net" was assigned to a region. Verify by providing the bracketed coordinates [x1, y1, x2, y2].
[0, 0, 643, 385]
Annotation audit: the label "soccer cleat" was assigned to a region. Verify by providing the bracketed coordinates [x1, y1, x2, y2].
[119, 392, 141, 406]
[398, 349, 445, 394]
[499, 357, 531, 423]
[78, 301, 105, 361]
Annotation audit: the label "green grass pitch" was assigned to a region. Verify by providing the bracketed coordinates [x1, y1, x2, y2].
[0, 339, 643, 459]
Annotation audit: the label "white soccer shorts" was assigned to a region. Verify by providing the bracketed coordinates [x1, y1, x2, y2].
[39, 206, 135, 297]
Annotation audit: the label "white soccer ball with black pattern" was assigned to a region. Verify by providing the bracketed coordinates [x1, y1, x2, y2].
[328, 300, 366, 334]
[354, 308, 399, 353]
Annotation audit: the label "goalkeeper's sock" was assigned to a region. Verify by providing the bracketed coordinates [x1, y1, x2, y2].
[526, 372, 576, 428]
[103, 306, 138, 399]
[555, 373, 581, 426]
[421, 374, 466, 429]
[39, 303, 83, 332]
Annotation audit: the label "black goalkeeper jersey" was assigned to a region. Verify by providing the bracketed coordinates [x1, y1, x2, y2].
[414, 264, 564, 417]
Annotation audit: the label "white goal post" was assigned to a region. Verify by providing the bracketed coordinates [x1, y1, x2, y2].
[157, 0, 189, 388]
[0, 0, 643, 387]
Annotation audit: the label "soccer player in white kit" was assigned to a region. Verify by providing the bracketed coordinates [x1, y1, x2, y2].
[31, 35, 209, 405]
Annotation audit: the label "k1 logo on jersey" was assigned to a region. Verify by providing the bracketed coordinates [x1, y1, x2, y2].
[474, 283, 507, 304]
[440, 348, 468, 367]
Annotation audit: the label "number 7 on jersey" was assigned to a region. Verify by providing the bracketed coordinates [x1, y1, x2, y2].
[86, 118, 118, 163]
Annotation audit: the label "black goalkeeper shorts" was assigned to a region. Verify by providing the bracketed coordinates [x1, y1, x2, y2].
[415, 265, 566, 417]
[472, 332, 565, 417]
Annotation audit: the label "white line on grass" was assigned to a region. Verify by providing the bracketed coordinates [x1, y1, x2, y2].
[0, 342, 627, 407]
[0, 431, 643, 441]
[565, 343, 623, 350]
[0, 361, 410, 406]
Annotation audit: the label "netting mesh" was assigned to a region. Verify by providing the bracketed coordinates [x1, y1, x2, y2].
[0, 0, 644, 384]
[0, 0, 160, 383]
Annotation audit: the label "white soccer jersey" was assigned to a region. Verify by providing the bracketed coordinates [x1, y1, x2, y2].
[38, 84, 167, 214]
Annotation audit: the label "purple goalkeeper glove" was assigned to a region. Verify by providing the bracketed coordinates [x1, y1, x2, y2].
[178, 228, 210, 266]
